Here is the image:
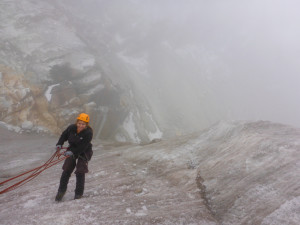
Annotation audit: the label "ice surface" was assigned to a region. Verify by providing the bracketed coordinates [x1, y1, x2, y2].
[123, 112, 141, 143]
[0, 120, 299, 225]
[0, 121, 21, 133]
[145, 112, 163, 141]
[45, 84, 59, 102]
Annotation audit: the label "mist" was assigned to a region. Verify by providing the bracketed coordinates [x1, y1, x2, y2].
[1, 0, 300, 141]
[83, 0, 300, 132]
[109, 1, 300, 126]
[1, 2, 300, 223]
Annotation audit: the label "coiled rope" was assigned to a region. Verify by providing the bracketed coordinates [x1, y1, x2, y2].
[0, 148, 69, 195]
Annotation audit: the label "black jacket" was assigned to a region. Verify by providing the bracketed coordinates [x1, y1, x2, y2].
[56, 124, 93, 160]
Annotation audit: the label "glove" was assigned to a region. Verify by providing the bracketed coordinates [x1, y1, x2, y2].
[64, 151, 73, 156]
[56, 145, 62, 151]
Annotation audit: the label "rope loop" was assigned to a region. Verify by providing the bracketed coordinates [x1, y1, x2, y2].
[0, 147, 69, 195]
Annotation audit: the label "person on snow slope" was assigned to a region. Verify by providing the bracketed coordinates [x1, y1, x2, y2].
[55, 113, 93, 201]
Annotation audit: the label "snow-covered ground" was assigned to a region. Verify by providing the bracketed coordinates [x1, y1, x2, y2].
[0, 121, 299, 225]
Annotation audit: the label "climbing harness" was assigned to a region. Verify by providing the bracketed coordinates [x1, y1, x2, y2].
[0, 148, 69, 195]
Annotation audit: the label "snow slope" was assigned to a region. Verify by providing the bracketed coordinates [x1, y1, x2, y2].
[0, 120, 299, 224]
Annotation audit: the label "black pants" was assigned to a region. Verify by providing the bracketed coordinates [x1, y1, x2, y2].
[62, 156, 89, 174]
[58, 156, 87, 196]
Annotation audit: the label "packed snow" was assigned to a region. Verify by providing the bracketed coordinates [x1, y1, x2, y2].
[145, 112, 163, 141]
[45, 84, 59, 102]
[0, 120, 299, 225]
[123, 112, 141, 143]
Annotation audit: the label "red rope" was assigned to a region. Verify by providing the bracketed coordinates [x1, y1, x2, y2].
[0, 148, 69, 195]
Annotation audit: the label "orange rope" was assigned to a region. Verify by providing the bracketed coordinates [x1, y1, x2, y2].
[0, 149, 69, 195]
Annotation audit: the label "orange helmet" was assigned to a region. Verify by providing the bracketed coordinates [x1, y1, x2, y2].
[77, 113, 90, 123]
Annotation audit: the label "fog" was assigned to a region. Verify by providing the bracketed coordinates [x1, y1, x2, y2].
[85, 0, 300, 131]
[2, 0, 300, 140]
[1, 2, 300, 223]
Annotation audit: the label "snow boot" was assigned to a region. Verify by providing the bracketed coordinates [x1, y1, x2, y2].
[74, 194, 82, 200]
[55, 191, 66, 202]
[74, 173, 85, 199]
[55, 171, 71, 201]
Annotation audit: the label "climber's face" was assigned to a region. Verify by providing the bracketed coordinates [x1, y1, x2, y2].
[76, 120, 87, 133]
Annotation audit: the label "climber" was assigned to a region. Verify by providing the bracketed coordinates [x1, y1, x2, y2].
[54, 113, 93, 201]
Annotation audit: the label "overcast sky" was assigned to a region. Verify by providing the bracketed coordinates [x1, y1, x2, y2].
[52, 0, 300, 130]
[138, 0, 300, 128]
[103, 0, 300, 129]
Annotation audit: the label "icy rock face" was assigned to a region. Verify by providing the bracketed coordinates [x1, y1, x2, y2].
[0, 0, 89, 78]
[193, 121, 300, 224]
[0, 63, 159, 142]
[21, 121, 33, 130]
[123, 120, 300, 224]
[0, 65, 59, 134]
[0, 120, 299, 225]
[0, 0, 162, 142]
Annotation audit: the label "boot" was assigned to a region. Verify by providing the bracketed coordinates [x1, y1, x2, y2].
[55, 171, 71, 201]
[74, 194, 82, 200]
[74, 173, 85, 199]
[55, 191, 66, 202]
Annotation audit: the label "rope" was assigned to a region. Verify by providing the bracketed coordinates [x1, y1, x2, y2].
[0, 148, 69, 195]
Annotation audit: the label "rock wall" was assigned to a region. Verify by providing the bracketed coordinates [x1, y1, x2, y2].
[0, 65, 59, 134]
[0, 0, 165, 143]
